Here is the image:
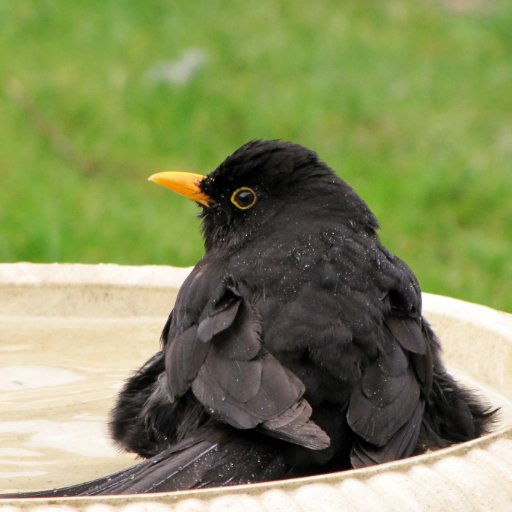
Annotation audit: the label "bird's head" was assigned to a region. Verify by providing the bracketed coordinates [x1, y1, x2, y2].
[149, 140, 378, 251]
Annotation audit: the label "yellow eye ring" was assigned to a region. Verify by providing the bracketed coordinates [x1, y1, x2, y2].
[230, 187, 257, 210]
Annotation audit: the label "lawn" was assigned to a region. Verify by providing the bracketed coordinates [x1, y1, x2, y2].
[1, 0, 511, 311]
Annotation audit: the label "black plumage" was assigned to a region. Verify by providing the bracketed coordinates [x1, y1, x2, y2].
[4, 140, 495, 497]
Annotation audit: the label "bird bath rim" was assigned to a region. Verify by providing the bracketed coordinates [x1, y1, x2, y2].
[0, 262, 511, 512]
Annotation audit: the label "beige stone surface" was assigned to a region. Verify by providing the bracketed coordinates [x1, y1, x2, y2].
[0, 263, 511, 511]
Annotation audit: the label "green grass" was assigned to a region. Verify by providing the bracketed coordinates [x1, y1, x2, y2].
[1, 0, 511, 311]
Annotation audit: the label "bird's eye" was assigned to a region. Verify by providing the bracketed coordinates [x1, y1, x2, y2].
[230, 187, 257, 210]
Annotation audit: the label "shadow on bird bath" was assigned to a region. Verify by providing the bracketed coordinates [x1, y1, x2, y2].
[0, 263, 511, 511]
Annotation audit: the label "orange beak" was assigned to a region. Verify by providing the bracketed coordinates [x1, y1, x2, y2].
[148, 171, 211, 207]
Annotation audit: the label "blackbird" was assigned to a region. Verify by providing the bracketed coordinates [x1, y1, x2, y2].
[5, 140, 494, 497]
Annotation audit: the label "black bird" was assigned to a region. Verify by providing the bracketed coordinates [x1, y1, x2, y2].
[5, 140, 494, 497]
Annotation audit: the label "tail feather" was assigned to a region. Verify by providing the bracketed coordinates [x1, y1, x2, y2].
[419, 370, 498, 451]
[0, 426, 288, 498]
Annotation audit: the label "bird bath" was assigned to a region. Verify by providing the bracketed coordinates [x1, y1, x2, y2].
[0, 263, 511, 511]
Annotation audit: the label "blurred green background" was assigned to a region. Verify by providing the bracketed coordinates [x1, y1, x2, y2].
[1, 1, 511, 311]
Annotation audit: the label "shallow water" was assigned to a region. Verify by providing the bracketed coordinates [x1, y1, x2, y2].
[1, 314, 511, 495]
[0, 315, 161, 492]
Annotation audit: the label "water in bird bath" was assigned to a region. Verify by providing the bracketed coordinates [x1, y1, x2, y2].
[0, 264, 511, 498]
[0, 315, 161, 493]
[2, 315, 511, 496]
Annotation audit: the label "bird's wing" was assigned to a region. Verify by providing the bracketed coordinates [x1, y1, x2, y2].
[165, 282, 330, 451]
[347, 323, 426, 466]
[346, 248, 434, 467]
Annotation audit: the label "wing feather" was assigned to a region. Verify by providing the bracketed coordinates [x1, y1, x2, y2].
[386, 316, 426, 355]
[350, 400, 424, 467]
[166, 284, 330, 451]
[166, 325, 208, 400]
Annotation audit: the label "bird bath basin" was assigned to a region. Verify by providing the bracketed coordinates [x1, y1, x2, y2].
[0, 263, 511, 511]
